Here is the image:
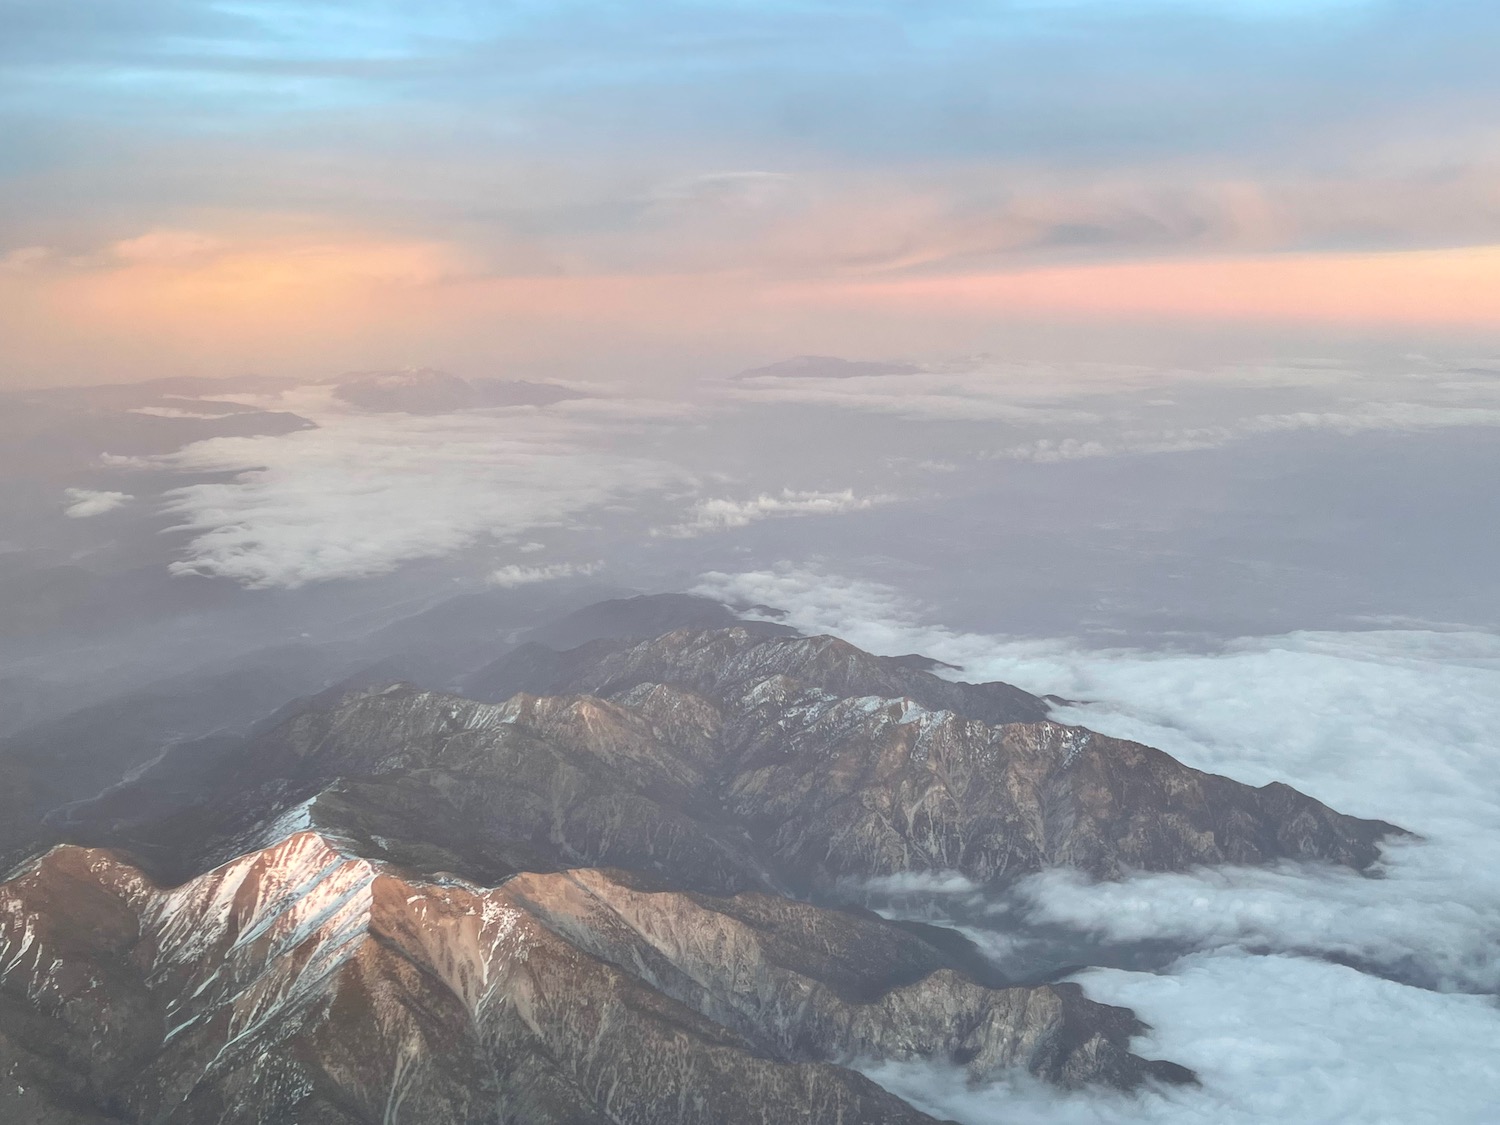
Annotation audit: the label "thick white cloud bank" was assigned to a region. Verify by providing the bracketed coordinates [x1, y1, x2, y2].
[865, 952, 1500, 1125]
[696, 565, 1500, 1123]
[143, 392, 688, 587]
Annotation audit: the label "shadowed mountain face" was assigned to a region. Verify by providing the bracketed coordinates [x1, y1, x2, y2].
[0, 603, 1401, 1124]
[0, 592, 747, 875]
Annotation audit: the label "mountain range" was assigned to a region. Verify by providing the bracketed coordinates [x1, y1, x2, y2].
[0, 595, 1402, 1123]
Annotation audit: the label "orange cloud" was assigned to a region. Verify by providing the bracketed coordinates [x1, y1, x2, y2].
[0, 230, 487, 381]
[77, 232, 473, 314]
[5, 223, 1498, 388]
[0, 228, 775, 383]
[791, 245, 1500, 327]
[110, 230, 227, 264]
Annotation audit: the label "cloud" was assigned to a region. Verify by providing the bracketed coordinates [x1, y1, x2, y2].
[128, 406, 226, 419]
[723, 358, 1500, 472]
[992, 401, 1500, 462]
[62, 488, 133, 517]
[97, 453, 157, 470]
[488, 561, 601, 587]
[864, 951, 1500, 1124]
[645, 170, 795, 211]
[11, 1, 1500, 387]
[725, 366, 1108, 423]
[548, 395, 704, 423]
[655, 488, 890, 538]
[794, 244, 1500, 328]
[1015, 845, 1500, 994]
[111, 229, 224, 264]
[723, 357, 1369, 425]
[693, 564, 986, 657]
[1000, 628, 1500, 999]
[0, 247, 52, 274]
[140, 390, 687, 587]
[698, 564, 1500, 1120]
[839, 871, 982, 897]
[1242, 401, 1500, 435]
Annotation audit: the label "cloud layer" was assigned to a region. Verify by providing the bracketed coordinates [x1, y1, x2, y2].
[138, 391, 687, 587]
[865, 950, 1500, 1124]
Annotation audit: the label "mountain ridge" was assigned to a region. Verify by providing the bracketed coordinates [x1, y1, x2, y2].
[1, 830, 1188, 1124]
[0, 600, 1406, 1123]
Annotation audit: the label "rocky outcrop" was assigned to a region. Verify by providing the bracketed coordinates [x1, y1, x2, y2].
[0, 833, 1183, 1124]
[709, 690, 1392, 880]
[469, 628, 1048, 727]
[500, 867, 1187, 1090]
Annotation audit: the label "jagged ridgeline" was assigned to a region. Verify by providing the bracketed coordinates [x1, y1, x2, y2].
[1, 595, 1401, 1124]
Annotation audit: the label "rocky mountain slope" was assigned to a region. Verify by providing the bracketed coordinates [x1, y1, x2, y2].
[0, 599, 1404, 1123]
[66, 626, 1396, 890]
[0, 832, 1188, 1124]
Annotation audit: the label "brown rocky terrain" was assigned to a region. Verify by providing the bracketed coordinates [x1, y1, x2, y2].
[0, 832, 1184, 1124]
[0, 611, 1406, 1123]
[66, 628, 1397, 891]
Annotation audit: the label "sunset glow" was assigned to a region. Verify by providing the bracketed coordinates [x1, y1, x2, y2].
[3, 1, 1499, 383]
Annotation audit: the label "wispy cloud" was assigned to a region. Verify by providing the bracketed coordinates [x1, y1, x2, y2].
[488, 560, 601, 587]
[655, 488, 890, 538]
[62, 488, 133, 517]
[992, 401, 1500, 462]
[725, 367, 1106, 423]
[725, 358, 1500, 466]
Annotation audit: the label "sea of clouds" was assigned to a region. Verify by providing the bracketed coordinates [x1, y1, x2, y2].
[62, 355, 1500, 590]
[133, 385, 693, 587]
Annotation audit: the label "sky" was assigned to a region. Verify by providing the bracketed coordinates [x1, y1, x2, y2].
[3, 0, 1500, 385]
